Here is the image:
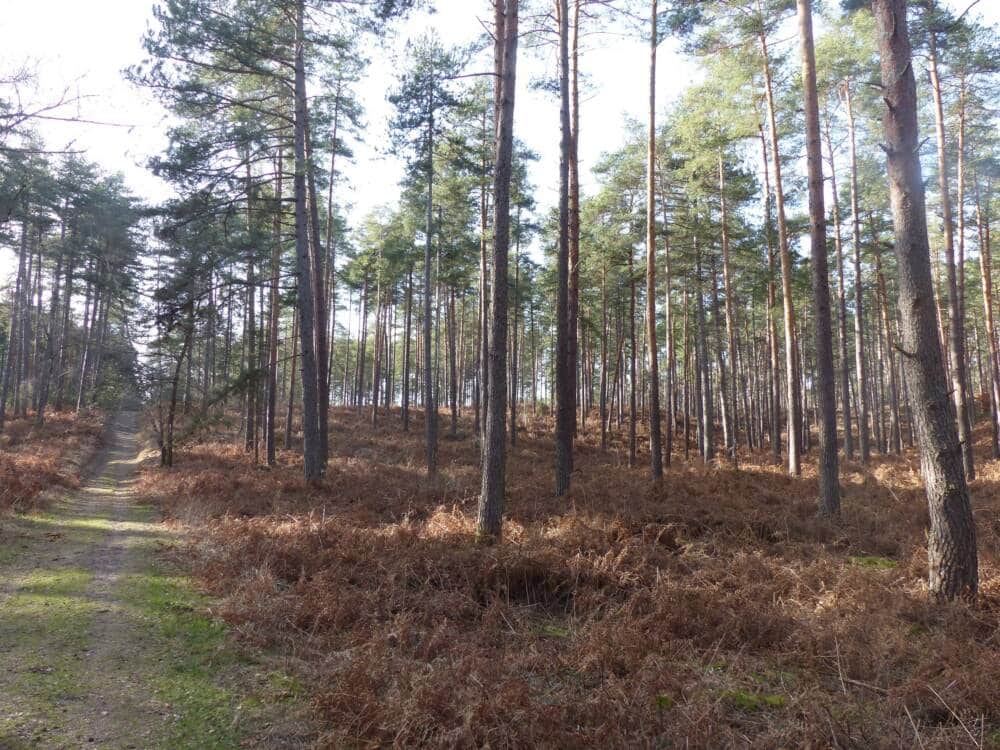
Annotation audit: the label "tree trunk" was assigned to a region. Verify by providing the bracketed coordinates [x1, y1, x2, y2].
[873, 0, 977, 601]
[797, 0, 840, 514]
[266, 150, 283, 466]
[760, 27, 800, 476]
[929, 33, 974, 481]
[719, 154, 738, 466]
[477, 0, 517, 541]
[824, 116, 854, 459]
[843, 84, 871, 462]
[554, 0, 573, 494]
[293, 0, 322, 481]
[759, 123, 782, 463]
[645, 0, 663, 479]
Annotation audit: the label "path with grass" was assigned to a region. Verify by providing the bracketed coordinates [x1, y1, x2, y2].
[0, 413, 306, 750]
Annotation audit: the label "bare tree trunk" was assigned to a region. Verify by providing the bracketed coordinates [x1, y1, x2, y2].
[694, 236, 713, 462]
[873, 0, 977, 601]
[759, 123, 782, 463]
[477, 0, 517, 541]
[645, 0, 663, 479]
[284, 313, 298, 449]
[293, 0, 322, 481]
[628, 247, 638, 467]
[719, 154, 738, 466]
[975, 175, 1000, 457]
[510, 218, 521, 447]
[842, 85, 871, 463]
[402, 262, 413, 431]
[554, 0, 573, 494]
[760, 23, 800, 476]
[797, 0, 839, 514]
[423, 82, 439, 478]
[304, 114, 330, 469]
[448, 287, 458, 437]
[929, 33, 974, 481]
[266, 151, 283, 466]
[824, 116, 854, 459]
[567, 0, 581, 441]
[35, 211, 66, 426]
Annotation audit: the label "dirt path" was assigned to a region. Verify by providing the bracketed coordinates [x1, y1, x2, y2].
[0, 413, 306, 749]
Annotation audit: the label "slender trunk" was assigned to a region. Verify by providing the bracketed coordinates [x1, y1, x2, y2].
[478, 0, 517, 541]
[825, 116, 854, 459]
[284, 313, 298, 449]
[760, 20, 800, 475]
[929, 33, 974, 480]
[554, 0, 573, 494]
[266, 151, 283, 466]
[646, 0, 663, 478]
[402, 262, 414, 431]
[719, 154, 738, 466]
[304, 113, 330, 469]
[759, 123, 782, 463]
[798, 0, 840, 514]
[424, 82, 438, 478]
[35, 220, 65, 426]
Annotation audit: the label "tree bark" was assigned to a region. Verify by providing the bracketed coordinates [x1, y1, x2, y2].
[760, 24, 801, 476]
[797, 0, 840, 514]
[646, 0, 663, 479]
[873, 0, 977, 601]
[928, 32, 974, 481]
[293, 0, 322, 481]
[477, 0, 518, 541]
[555, 0, 573, 494]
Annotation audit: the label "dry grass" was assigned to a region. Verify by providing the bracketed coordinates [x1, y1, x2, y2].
[139, 406, 1000, 749]
[0, 411, 104, 512]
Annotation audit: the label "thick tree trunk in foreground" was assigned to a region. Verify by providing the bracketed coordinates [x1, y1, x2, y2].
[477, 0, 518, 541]
[797, 0, 840, 515]
[293, 0, 322, 482]
[873, 0, 977, 601]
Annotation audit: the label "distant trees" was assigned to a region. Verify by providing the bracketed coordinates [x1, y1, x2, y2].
[0, 152, 142, 433]
[5, 0, 994, 606]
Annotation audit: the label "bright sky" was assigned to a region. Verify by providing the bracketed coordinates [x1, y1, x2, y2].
[0, 1, 696, 274]
[0, 0, 997, 279]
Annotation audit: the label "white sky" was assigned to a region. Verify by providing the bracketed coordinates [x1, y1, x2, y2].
[0, 0, 997, 279]
[0, 0, 696, 276]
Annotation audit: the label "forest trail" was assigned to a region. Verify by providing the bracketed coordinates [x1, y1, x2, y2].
[0, 413, 306, 750]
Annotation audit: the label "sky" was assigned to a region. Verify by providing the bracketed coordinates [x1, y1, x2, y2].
[0, 0, 697, 276]
[1, 0, 997, 279]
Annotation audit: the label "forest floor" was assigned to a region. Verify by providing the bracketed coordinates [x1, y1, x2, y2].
[136, 406, 1000, 749]
[0, 412, 312, 750]
[0, 411, 105, 512]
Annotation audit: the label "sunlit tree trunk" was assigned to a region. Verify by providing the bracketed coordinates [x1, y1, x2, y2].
[478, 0, 518, 541]
[645, 0, 663, 478]
[873, 0, 977, 601]
[929, 32, 974, 481]
[797, 0, 839, 514]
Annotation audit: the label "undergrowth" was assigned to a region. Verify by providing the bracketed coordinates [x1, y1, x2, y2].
[140, 407, 1000, 749]
[0, 411, 104, 512]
